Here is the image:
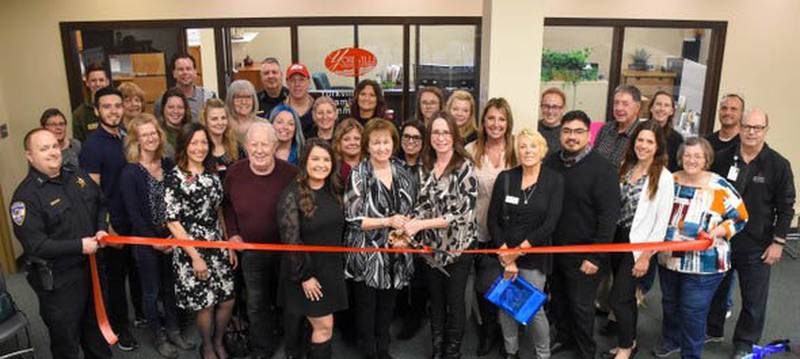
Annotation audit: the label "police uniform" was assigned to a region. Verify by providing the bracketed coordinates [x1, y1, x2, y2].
[9, 164, 112, 359]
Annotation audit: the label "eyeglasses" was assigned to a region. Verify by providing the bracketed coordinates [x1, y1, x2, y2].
[741, 124, 767, 132]
[402, 134, 422, 142]
[45, 122, 67, 128]
[561, 128, 588, 135]
[431, 130, 451, 138]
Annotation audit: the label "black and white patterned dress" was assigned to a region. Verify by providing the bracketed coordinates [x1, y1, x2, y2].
[165, 167, 235, 311]
[344, 158, 418, 289]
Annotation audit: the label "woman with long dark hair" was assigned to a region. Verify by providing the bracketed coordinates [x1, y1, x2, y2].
[404, 112, 478, 359]
[165, 123, 236, 359]
[277, 139, 348, 359]
[269, 104, 305, 166]
[159, 88, 192, 158]
[603, 120, 674, 359]
[350, 79, 387, 126]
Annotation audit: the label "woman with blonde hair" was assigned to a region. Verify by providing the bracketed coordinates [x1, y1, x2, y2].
[446, 90, 478, 144]
[465, 97, 516, 356]
[488, 128, 564, 359]
[120, 113, 195, 358]
[200, 98, 241, 180]
[118, 82, 146, 129]
[226, 79, 261, 141]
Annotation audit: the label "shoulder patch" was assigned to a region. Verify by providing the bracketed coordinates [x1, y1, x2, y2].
[10, 202, 25, 226]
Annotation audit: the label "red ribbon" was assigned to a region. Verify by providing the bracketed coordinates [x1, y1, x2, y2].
[91, 235, 712, 344]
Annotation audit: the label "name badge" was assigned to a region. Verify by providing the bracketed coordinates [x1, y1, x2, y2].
[753, 175, 766, 183]
[505, 196, 519, 205]
[87, 122, 99, 130]
[726, 166, 739, 181]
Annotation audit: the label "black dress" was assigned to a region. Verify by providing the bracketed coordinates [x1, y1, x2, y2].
[277, 182, 348, 317]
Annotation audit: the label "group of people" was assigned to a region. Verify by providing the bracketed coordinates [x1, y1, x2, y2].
[9, 53, 795, 359]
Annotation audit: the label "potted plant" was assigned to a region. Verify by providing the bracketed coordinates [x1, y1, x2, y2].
[629, 48, 651, 71]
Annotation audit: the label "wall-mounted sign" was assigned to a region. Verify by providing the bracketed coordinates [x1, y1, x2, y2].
[324, 47, 377, 77]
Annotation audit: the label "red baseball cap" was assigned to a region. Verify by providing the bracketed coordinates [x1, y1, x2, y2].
[286, 63, 310, 80]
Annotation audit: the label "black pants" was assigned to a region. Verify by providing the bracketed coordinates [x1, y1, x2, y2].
[707, 249, 772, 351]
[99, 245, 135, 334]
[241, 251, 280, 355]
[352, 281, 398, 354]
[551, 254, 603, 359]
[426, 254, 472, 343]
[31, 267, 112, 359]
[609, 249, 638, 348]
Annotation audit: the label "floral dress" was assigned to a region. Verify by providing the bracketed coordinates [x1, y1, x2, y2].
[165, 167, 235, 310]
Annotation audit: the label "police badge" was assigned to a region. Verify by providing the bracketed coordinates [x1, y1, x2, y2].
[10, 201, 25, 226]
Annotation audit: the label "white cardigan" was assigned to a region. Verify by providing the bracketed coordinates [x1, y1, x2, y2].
[627, 168, 674, 261]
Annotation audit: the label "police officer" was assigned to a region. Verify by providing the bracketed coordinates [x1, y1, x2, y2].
[10, 128, 112, 359]
[706, 108, 796, 359]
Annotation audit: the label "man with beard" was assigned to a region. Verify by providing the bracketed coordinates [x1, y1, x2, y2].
[257, 57, 290, 118]
[154, 53, 217, 120]
[10, 128, 110, 359]
[79, 86, 139, 351]
[705, 94, 744, 154]
[546, 110, 620, 359]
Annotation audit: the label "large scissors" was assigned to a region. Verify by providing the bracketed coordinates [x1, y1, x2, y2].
[389, 229, 450, 277]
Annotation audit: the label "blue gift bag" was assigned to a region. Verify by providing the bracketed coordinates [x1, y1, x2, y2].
[484, 274, 547, 326]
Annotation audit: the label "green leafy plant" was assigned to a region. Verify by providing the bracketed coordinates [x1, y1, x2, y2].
[541, 48, 597, 83]
[629, 48, 651, 70]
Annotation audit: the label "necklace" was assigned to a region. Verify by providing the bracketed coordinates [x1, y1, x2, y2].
[522, 183, 537, 204]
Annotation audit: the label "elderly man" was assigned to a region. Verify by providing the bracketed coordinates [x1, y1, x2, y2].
[705, 94, 744, 154]
[72, 63, 110, 142]
[539, 87, 567, 157]
[594, 84, 642, 168]
[154, 53, 217, 120]
[257, 57, 289, 118]
[10, 129, 110, 359]
[706, 109, 796, 359]
[223, 122, 298, 359]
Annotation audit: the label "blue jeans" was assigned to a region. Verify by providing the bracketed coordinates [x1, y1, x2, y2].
[659, 266, 725, 359]
[133, 245, 179, 336]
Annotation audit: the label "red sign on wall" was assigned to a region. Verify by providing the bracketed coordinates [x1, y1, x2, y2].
[324, 47, 377, 77]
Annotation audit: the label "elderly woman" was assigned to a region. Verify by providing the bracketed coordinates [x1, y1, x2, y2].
[415, 86, 444, 125]
[447, 90, 478, 145]
[350, 79, 387, 126]
[332, 117, 364, 180]
[120, 114, 194, 358]
[118, 82, 146, 129]
[344, 118, 417, 358]
[39, 108, 82, 168]
[603, 120, 674, 359]
[269, 104, 305, 166]
[199, 99, 241, 180]
[159, 88, 192, 158]
[277, 139, 348, 359]
[309, 96, 339, 143]
[226, 79, 261, 142]
[404, 112, 478, 359]
[165, 123, 236, 359]
[654, 137, 748, 359]
[488, 128, 564, 359]
[465, 97, 516, 356]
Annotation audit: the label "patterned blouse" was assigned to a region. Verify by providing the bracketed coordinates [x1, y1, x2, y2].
[658, 173, 749, 274]
[411, 160, 478, 267]
[344, 158, 418, 289]
[618, 171, 647, 228]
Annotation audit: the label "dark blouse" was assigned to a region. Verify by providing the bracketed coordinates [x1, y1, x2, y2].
[666, 129, 684, 172]
[344, 159, 418, 289]
[487, 166, 564, 273]
[120, 158, 174, 238]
